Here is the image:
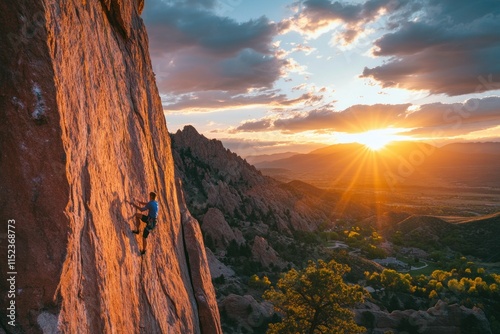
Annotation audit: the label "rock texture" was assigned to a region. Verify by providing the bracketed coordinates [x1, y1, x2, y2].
[0, 1, 220, 333]
[205, 248, 235, 279]
[251, 236, 286, 269]
[219, 294, 273, 332]
[177, 180, 223, 334]
[355, 300, 492, 334]
[201, 208, 241, 250]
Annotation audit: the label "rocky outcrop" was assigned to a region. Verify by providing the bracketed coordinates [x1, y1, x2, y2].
[206, 248, 235, 279]
[355, 300, 492, 334]
[251, 236, 286, 269]
[177, 180, 223, 334]
[0, 1, 220, 333]
[220, 294, 274, 332]
[201, 208, 241, 250]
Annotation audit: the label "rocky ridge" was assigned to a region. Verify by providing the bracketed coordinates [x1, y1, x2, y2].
[0, 1, 220, 333]
[170, 125, 347, 235]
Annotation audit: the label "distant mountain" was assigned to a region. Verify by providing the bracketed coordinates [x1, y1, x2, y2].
[440, 142, 500, 155]
[419, 142, 500, 188]
[255, 141, 500, 189]
[245, 151, 300, 165]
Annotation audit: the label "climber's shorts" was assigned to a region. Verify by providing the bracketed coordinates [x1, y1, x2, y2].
[141, 215, 157, 238]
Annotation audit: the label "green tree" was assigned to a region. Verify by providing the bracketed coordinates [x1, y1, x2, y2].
[379, 269, 414, 293]
[263, 260, 366, 334]
[249, 274, 272, 289]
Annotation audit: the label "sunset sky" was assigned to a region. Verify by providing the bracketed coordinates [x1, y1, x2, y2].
[143, 0, 500, 157]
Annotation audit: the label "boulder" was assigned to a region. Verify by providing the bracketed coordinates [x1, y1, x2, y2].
[251, 236, 286, 269]
[202, 208, 238, 249]
[220, 294, 273, 330]
[205, 247, 235, 279]
[206, 181, 241, 215]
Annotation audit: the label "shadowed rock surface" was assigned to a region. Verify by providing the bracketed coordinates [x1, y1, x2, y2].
[355, 300, 492, 334]
[0, 1, 220, 333]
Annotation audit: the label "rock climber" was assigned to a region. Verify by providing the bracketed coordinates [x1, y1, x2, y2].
[130, 191, 159, 255]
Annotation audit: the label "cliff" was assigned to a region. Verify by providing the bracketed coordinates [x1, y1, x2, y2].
[0, 1, 220, 333]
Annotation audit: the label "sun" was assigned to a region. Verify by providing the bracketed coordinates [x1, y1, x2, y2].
[350, 128, 405, 151]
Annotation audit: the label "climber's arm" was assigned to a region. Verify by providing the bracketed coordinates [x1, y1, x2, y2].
[129, 199, 147, 211]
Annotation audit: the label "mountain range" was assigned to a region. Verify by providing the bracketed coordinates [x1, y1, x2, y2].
[255, 141, 500, 189]
[171, 126, 500, 265]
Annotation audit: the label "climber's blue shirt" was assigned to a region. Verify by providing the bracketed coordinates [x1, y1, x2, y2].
[141, 200, 158, 219]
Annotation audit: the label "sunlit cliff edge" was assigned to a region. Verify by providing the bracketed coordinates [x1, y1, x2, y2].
[0, 1, 221, 333]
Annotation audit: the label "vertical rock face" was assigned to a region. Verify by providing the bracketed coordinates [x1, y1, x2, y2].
[0, 1, 220, 333]
[177, 180, 223, 334]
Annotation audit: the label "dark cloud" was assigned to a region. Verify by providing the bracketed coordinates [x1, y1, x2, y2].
[163, 90, 323, 111]
[403, 97, 500, 136]
[292, 0, 500, 96]
[290, 0, 407, 42]
[233, 97, 500, 137]
[143, 0, 286, 94]
[361, 0, 500, 96]
[153, 48, 287, 93]
[145, 5, 276, 55]
[275, 93, 323, 107]
[234, 119, 273, 132]
[236, 103, 410, 133]
[301, 0, 403, 24]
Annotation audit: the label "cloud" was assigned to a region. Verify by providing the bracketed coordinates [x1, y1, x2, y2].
[145, 6, 275, 55]
[164, 0, 216, 9]
[143, 0, 287, 94]
[216, 137, 326, 157]
[233, 96, 500, 137]
[234, 119, 273, 132]
[287, 0, 500, 96]
[274, 103, 410, 133]
[361, 0, 500, 96]
[287, 0, 406, 42]
[153, 47, 288, 93]
[235, 103, 409, 133]
[163, 90, 323, 112]
[403, 96, 500, 136]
